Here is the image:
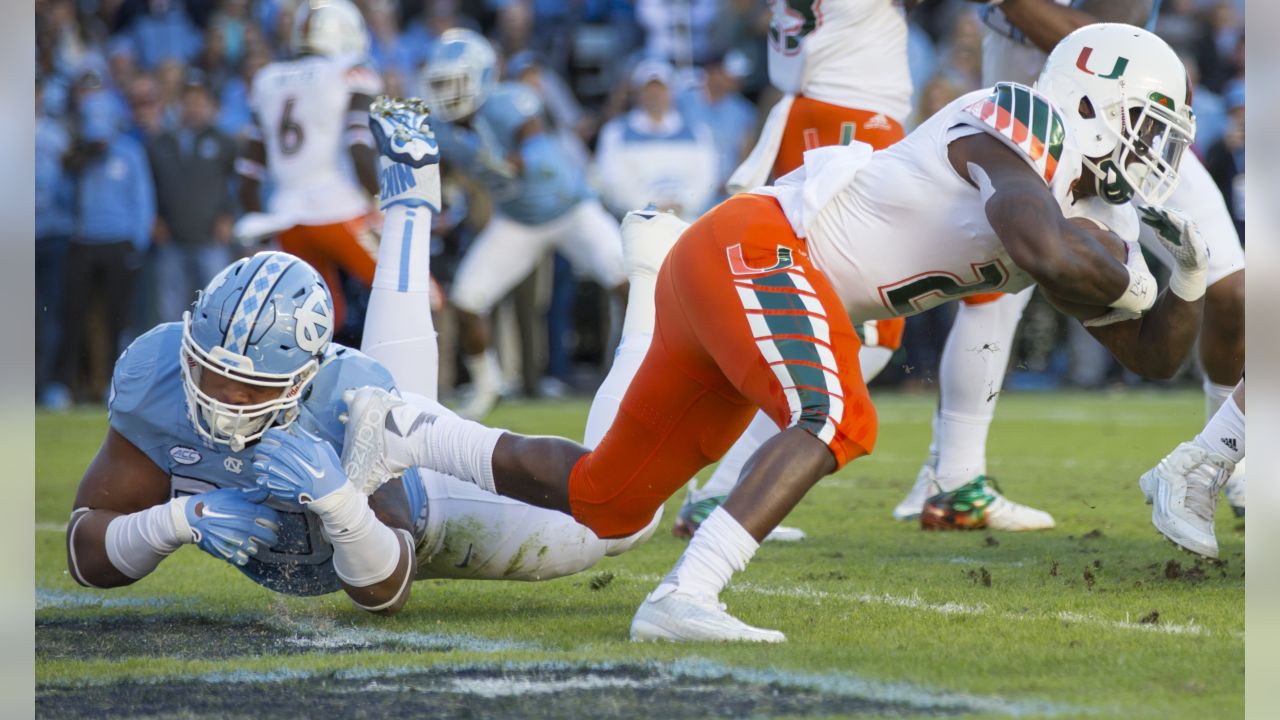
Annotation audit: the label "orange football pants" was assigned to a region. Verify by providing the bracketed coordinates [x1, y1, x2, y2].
[568, 194, 878, 538]
[279, 216, 378, 327]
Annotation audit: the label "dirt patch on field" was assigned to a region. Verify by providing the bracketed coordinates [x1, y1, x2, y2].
[38, 664, 972, 719]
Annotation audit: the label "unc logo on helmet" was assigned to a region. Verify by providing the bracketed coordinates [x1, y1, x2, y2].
[181, 252, 335, 451]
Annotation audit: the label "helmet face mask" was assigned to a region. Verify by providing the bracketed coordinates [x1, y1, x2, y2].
[180, 252, 334, 451]
[1036, 23, 1196, 205]
[418, 28, 496, 122]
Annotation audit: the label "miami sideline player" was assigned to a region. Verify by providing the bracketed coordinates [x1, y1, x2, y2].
[64, 99, 657, 614]
[235, 0, 384, 333]
[342, 26, 1209, 640]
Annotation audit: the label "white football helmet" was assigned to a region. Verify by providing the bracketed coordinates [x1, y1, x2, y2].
[1036, 23, 1196, 205]
[419, 28, 497, 122]
[291, 0, 369, 58]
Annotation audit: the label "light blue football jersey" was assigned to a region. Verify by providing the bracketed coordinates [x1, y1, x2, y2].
[433, 82, 591, 225]
[108, 323, 428, 597]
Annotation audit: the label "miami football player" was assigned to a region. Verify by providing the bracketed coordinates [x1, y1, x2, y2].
[342, 26, 1208, 640]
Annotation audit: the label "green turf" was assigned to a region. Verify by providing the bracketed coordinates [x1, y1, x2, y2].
[35, 391, 1243, 719]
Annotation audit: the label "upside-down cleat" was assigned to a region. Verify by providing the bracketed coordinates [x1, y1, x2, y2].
[340, 386, 413, 495]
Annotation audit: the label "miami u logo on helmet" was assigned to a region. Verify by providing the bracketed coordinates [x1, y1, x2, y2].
[1076, 47, 1129, 80]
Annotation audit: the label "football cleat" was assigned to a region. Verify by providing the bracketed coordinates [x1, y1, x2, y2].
[1139, 442, 1232, 558]
[630, 587, 785, 643]
[369, 96, 442, 212]
[620, 205, 687, 281]
[673, 494, 806, 542]
[339, 387, 418, 494]
[1222, 459, 1245, 518]
[920, 476, 1055, 531]
[893, 464, 940, 521]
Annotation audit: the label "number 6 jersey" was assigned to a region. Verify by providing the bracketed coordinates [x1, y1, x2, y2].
[755, 82, 1138, 321]
[249, 54, 383, 225]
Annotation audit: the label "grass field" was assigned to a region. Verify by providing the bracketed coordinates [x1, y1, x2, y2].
[35, 390, 1243, 719]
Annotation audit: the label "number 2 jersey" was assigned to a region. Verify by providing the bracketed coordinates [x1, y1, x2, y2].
[108, 323, 427, 597]
[249, 54, 383, 225]
[754, 82, 1139, 321]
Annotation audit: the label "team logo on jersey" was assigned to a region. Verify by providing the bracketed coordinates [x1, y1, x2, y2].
[170, 446, 202, 465]
[294, 286, 333, 353]
[1075, 47, 1129, 80]
[726, 243, 795, 276]
[224, 457, 244, 474]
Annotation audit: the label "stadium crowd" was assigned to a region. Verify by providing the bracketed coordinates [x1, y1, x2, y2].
[34, 0, 1245, 409]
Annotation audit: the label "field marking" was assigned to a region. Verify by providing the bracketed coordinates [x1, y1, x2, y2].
[276, 624, 541, 654]
[36, 588, 172, 611]
[618, 573, 1210, 638]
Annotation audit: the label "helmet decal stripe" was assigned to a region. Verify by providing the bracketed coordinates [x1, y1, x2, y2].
[223, 255, 292, 355]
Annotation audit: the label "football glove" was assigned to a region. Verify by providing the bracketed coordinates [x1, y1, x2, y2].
[181, 488, 280, 567]
[252, 426, 349, 509]
[1140, 206, 1209, 301]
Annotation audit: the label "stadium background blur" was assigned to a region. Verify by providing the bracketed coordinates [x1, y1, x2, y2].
[33, 0, 1246, 409]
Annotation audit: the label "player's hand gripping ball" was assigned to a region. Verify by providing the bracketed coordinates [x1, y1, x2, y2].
[252, 426, 349, 509]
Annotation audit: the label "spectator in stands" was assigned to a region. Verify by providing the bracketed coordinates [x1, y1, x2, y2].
[1182, 53, 1226, 152]
[676, 49, 756, 203]
[126, 73, 165, 141]
[1195, 1, 1242, 93]
[1205, 81, 1245, 241]
[594, 58, 719, 221]
[59, 89, 155, 403]
[635, 0, 722, 67]
[36, 77, 76, 408]
[146, 72, 238, 321]
[124, 0, 203, 71]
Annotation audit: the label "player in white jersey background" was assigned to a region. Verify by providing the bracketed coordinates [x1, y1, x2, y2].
[893, 0, 1247, 530]
[234, 0, 383, 334]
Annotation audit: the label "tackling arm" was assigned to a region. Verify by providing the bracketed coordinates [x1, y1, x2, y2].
[949, 133, 1136, 307]
[347, 92, 379, 197]
[995, 0, 1154, 53]
[67, 429, 182, 588]
[235, 114, 267, 214]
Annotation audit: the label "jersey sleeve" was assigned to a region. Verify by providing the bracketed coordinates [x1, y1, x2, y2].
[344, 60, 384, 98]
[949, 83, 1070, 186]
[107, 324, 183, 470]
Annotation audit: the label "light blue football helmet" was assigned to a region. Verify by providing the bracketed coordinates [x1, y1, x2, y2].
[418, 28, 497, 122]
[181, 251, 335, 451]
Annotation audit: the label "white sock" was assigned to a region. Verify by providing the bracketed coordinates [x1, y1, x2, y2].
[654, 506, 758, 600]
[620, 273, 657, 338]
[1203, 379, 1235, 423]
[583, 332, 650, 448]
[308, 483, 401, 587]
[695, 411, 780, 501]
[385, 401, 506, 493]
[933, 291, 1030, 491]
[364, 205, 439, 400]
[464, 351, 501, 395]
[1194, 395, 1246, 465]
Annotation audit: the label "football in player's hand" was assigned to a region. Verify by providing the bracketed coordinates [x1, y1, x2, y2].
[1043, 217, 1128, 321]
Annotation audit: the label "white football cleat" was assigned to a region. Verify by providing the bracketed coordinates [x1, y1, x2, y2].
[1222, 459, 1245, 518]
[340, 387, 414, 494]
[893, 464, 939, 521]
[369, 96, 442, 212]
[1140, 441, 1232, 559]
[630, 587, 785, 643]
[620, 205, 688, 281]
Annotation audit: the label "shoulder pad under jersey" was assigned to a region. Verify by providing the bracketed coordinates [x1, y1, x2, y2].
[295, 343, 398, 449]
[108, 323, 187, 466]
[954, 82, 1070, 185]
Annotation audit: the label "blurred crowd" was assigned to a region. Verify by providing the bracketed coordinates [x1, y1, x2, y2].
[34, 0, 1246, 408]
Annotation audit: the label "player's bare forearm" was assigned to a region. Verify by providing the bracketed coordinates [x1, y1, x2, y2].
[66, 509, 139, 588]
[1079, 290, 1202, 379]
[351, 144, 379, 197]
[236, 131, 268, 213]
[339, 530, 414, 616]
[986, 189, 1128, 305]
[999, 0, 1153, 52]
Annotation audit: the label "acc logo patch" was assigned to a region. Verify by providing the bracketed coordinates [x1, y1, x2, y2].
[169, 446, 202, 465]
[294, 287, 333, 353]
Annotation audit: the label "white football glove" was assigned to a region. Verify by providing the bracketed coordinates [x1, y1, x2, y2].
[1140, 206, 1209, 302]
[1083, 240, 1157, 328]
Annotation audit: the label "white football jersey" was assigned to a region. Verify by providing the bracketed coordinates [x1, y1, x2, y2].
[250, 54, 383, 224]
[767, 0, 912, 124]
[757, 83, 1137, 322]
